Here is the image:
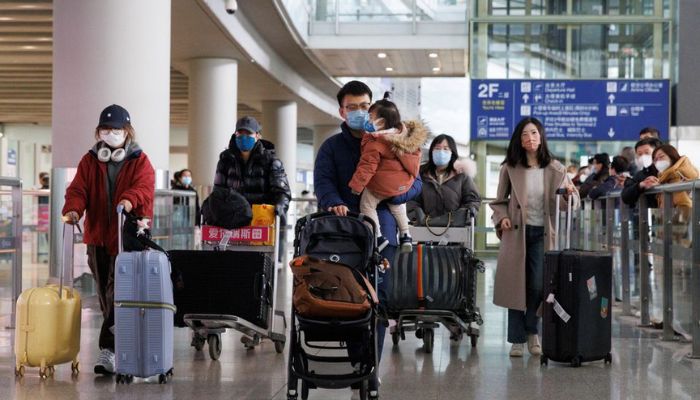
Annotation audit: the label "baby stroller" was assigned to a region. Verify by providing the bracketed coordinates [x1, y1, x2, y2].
[287, 212, 381, 400]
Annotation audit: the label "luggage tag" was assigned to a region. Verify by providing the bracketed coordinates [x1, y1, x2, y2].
[546, 293, 571, 323]
[586, 276, 598, 300]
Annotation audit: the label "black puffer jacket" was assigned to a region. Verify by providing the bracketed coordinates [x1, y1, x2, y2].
[213, 138, 291, 220]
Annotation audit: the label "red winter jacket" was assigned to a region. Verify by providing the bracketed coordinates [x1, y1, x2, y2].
[62, 148, 155, 256]
[349, 121, 428, 198]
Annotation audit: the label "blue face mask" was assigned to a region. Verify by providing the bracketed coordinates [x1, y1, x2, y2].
[182, 176, 192, 186]
[235, 134, 256, 152]
[363, 118, 375, 132]
[346, 110, 369, 130]
[432, 150, 452, 167]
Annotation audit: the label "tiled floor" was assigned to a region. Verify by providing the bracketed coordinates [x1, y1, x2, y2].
[1, 259, 699, 400]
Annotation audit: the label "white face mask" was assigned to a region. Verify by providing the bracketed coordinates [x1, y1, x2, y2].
[636, 154, 653, 170]
[99, 129, 126, 148]
[654, 160, 671, 173]
[566, 172, 576, 180]
[579, 174, 588, 182]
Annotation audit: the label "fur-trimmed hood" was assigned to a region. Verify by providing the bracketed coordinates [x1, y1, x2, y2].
[370, 120, 428, 155]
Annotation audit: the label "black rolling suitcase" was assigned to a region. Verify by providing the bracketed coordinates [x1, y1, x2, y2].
[169, 250, 273, 329]
[540, 189, 613, 367]
[388, 244, 469, 312]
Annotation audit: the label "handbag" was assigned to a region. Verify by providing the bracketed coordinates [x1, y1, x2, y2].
[416, 208, 470, 236]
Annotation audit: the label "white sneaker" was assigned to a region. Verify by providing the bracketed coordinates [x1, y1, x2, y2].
[527, 334, 542, 356]
[509, 343, 524, 357]
[94, 349, 115, 375]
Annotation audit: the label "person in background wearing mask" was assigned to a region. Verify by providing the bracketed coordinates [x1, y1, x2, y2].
[407, 133, 481, 223]
[589, 155, 630, 200]
[566, 165, 578, 181]
[348, 94, 428, 253]
[647, 144, 699, 235]
[62, 104, 155, 375]
[621, 137, 663, 207]
[172, 168, 201, 226]
[639, 126, 661, 140]
[579, 153, 610, 200]
[573, 166, 589, 187]
[314, 80, 422, 392]
[213, 116, 291, 224]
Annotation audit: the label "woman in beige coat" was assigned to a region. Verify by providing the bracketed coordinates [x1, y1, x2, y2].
[490, 117, 579, 357]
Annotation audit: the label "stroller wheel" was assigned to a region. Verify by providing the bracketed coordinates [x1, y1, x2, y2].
[391, 331, 400, 346]
[301, 381, 309, 399]
[360, 380, 369, 400]
[423, 328, 434, 354]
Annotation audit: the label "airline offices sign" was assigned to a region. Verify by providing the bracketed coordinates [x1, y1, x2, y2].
[470, 79, 670, 141]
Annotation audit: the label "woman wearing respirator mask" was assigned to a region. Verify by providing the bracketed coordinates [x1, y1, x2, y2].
[649, 144, 699, 227]
[172, 169, 201, 226]
[62, 104, 155, 375]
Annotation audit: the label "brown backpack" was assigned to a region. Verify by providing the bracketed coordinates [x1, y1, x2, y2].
[290, 255, 378, 319]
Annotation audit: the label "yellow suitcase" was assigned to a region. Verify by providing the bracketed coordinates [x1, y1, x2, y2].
[15, 222, 81, 379]
[15, 285, 81, 378]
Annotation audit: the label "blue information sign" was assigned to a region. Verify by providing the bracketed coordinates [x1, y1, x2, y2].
[470, 79, 669, 141]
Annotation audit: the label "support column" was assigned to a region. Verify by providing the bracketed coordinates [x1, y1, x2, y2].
[51, 0, 171, 277]
[52, 0, 171, 169]
[312, 124, 338, 159]
[187, 58, 238, 186]
[262, 101, 298, 196]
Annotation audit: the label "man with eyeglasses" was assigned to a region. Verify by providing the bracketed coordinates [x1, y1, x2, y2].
[313, 80, 422, 390]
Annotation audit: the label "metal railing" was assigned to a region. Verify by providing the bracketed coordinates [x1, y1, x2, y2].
[585, 180, 700, 359]
[153, 189, 198, 250]
[0, 178, 23, 328]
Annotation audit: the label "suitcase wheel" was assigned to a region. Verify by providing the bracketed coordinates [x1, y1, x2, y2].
[274, 340, 285, 354]
[71, 361, 80, 375]
[14, 365, 25, 378]
[208, 334, 222, 360]
[39, 366, 51, 380]
[570, 356, 582, 368]
[116, 373, 134, 384]
[391, 331, 400, 346]
[540, 355, 548, 366]
[604, 353, 612, 364]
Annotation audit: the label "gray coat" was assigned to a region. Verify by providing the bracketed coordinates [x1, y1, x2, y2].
[407, 165, 481, 219]
[489, 161, 580, 311]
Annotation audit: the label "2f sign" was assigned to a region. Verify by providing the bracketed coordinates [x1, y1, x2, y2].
[477, 83, 499, 98]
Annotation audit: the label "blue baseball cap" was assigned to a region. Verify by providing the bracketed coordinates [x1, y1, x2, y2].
[98, 104, 131, 129]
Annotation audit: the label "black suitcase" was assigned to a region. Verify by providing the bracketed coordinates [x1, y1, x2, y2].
[541, 249, 613, 367]
[169, 250, 273, 329]
[387, 244, 476, 313]
[540, 190, 613, 367]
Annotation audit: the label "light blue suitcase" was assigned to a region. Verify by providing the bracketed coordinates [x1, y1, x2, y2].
[114, 209, 175, 384]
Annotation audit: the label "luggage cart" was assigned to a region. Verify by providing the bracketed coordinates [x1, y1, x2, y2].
[183, 217, 287, 359]
[389, 218, 484, 353]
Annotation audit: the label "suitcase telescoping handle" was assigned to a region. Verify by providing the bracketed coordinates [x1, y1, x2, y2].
[117, 204, 125, 254]
[58, 218, 78, 299]
[554, 188, 573, 251]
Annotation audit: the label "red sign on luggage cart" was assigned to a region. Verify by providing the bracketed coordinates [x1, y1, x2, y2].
[201, 225, 273, 245]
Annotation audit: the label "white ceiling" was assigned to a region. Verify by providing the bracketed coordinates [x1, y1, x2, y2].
[0, 0, 341, 128]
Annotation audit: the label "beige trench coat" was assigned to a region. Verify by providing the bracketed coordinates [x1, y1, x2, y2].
[490, 161, 580, 311]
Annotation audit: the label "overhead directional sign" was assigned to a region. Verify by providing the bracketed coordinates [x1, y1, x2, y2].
[471, 79, 670, 141]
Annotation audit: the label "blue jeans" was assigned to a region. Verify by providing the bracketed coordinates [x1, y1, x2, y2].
[507, 225, 545, 344]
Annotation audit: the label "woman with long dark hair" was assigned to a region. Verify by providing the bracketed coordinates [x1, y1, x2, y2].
[490, 117, 579, 357]
[406, 134, 481, 221]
